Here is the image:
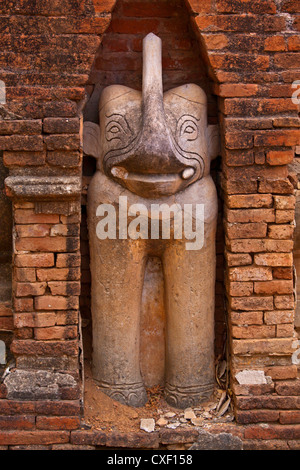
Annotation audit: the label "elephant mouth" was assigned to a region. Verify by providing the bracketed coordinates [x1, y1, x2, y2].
[110, 166, 196, 197]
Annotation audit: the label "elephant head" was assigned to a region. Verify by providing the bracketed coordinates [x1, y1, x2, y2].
[84, 33, 219, 198]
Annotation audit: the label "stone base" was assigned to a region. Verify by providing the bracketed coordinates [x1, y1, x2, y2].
[164, 382, 214, 409]
[95, 380, 148, 407]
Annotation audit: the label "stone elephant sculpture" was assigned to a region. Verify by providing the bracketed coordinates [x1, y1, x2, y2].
[84, 33, 220, 408]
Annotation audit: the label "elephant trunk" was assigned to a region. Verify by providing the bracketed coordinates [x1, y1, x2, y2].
[123, 33, 187, 174]
[141, 33, 165, 137]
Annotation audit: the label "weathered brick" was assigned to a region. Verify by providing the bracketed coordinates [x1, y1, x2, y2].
[3, 151, 46, 167]
[231, 311, 264, 326]
[232, 383, 274, 396]
[264, 36, 286, 51]
[56, 253, 81, 267]
[275, 210, 294, 223]
[288, 35, 300, 51]
[50, 224, 79, 237]
[254, 280, 293, 295]
[226, 194, 273, 208]
[0, 120, 42, 135]
[14, 312, 57, 328]
[0, 431, 69, 446]
[269, 83, 295, 99]
[268, 224, 294, 239]
[236, 395, 300, 410]
[279, 412, 300, 424]
[266, 149, 294, 165]
[36, 416, 80, 430]
[14, 210, 59, 225]
[227, 238, 293, 253]
[225, 252, 252, 267]
[34, 326, 78, 340]
[254, 253, 293, 267]
[277, 323, 294, 337]
[274, 52, 300, 69]
[48, 281, 81, 296]
[13, 298, 34, 312]
[265, 365, 298, 380]
[216, 0, 276, 14]
[229, 266, 272, 281]
[35, 400, 80, 416]
[70, 430, 107, 446]
[282, 0, 300, 12]
[202, 33, 228, 50]
[223, 149, 254, 166]
[217, 83, 259, 98]
[55, 310, 79, 326]
[0, 135, 44, 151]
[225, 208, 275, 223]
[0, 303, 12, 317]
[15, 224, 50, 238]
[274, 196, 296, 210]
[36, 267, 80, 281]
[244, 424, 300, 440]
[43, 134, 80, 151]
[236, 410, 279, 424]
[15, 237, 79, 253]
[43, 117, 80, 134]
[264, 310, 294, 324]
[47, 151, 81, 168]
[223, 162, 288, 181]
[273, 116, 300, 126]
[35, 295, 79, 311]
[230, 296, 273, 311]
[274, 295, 295, 309]
[15, 282, 47, 297]
[15, 327, 33, 339]
[10, 339, 79, 356]
[229, 282, 253, 296]
[210, 53, 269, 73]
[0, 401, 35, 415]
[272, 267, 293, 279]
[232, 338, 293, 355]
[258, 178, 294, 194]
[232, 325, 275, 339]
[226, 222, 267, 239]
[221, 177, 257, 194]
[255, 131, 300, 148]
[275, 380, 300, 396]
[223, 98, 295, 116]
[0, 317, 13, 330]
[15, 253, 54, 268]
[0, 415, 35, 430]
[196, 14, 285, 33]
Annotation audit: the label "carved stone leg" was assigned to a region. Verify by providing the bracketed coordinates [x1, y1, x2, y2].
[88, 232, 148, 407]
[162, 222, 217, 408]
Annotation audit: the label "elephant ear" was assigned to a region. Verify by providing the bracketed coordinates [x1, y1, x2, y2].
[83, 121, 101, 159]
[207, 124, 220, 160]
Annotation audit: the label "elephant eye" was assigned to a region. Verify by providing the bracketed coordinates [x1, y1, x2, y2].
[105, 114, 132, 142]
[182, 123, 197, 136]
[107, 124, 121, 135]
[176, 115, 199, 142]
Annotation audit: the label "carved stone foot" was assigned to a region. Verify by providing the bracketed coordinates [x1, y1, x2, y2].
[97, 381, 148, 407]
[164, 382, 214, 409]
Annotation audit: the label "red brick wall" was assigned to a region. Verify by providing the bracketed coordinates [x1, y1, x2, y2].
[0, 0, 299, 449]
[197, 0, 300, 433]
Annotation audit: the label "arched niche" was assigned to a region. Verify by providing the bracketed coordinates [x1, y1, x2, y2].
[80, 0, 225, 391]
